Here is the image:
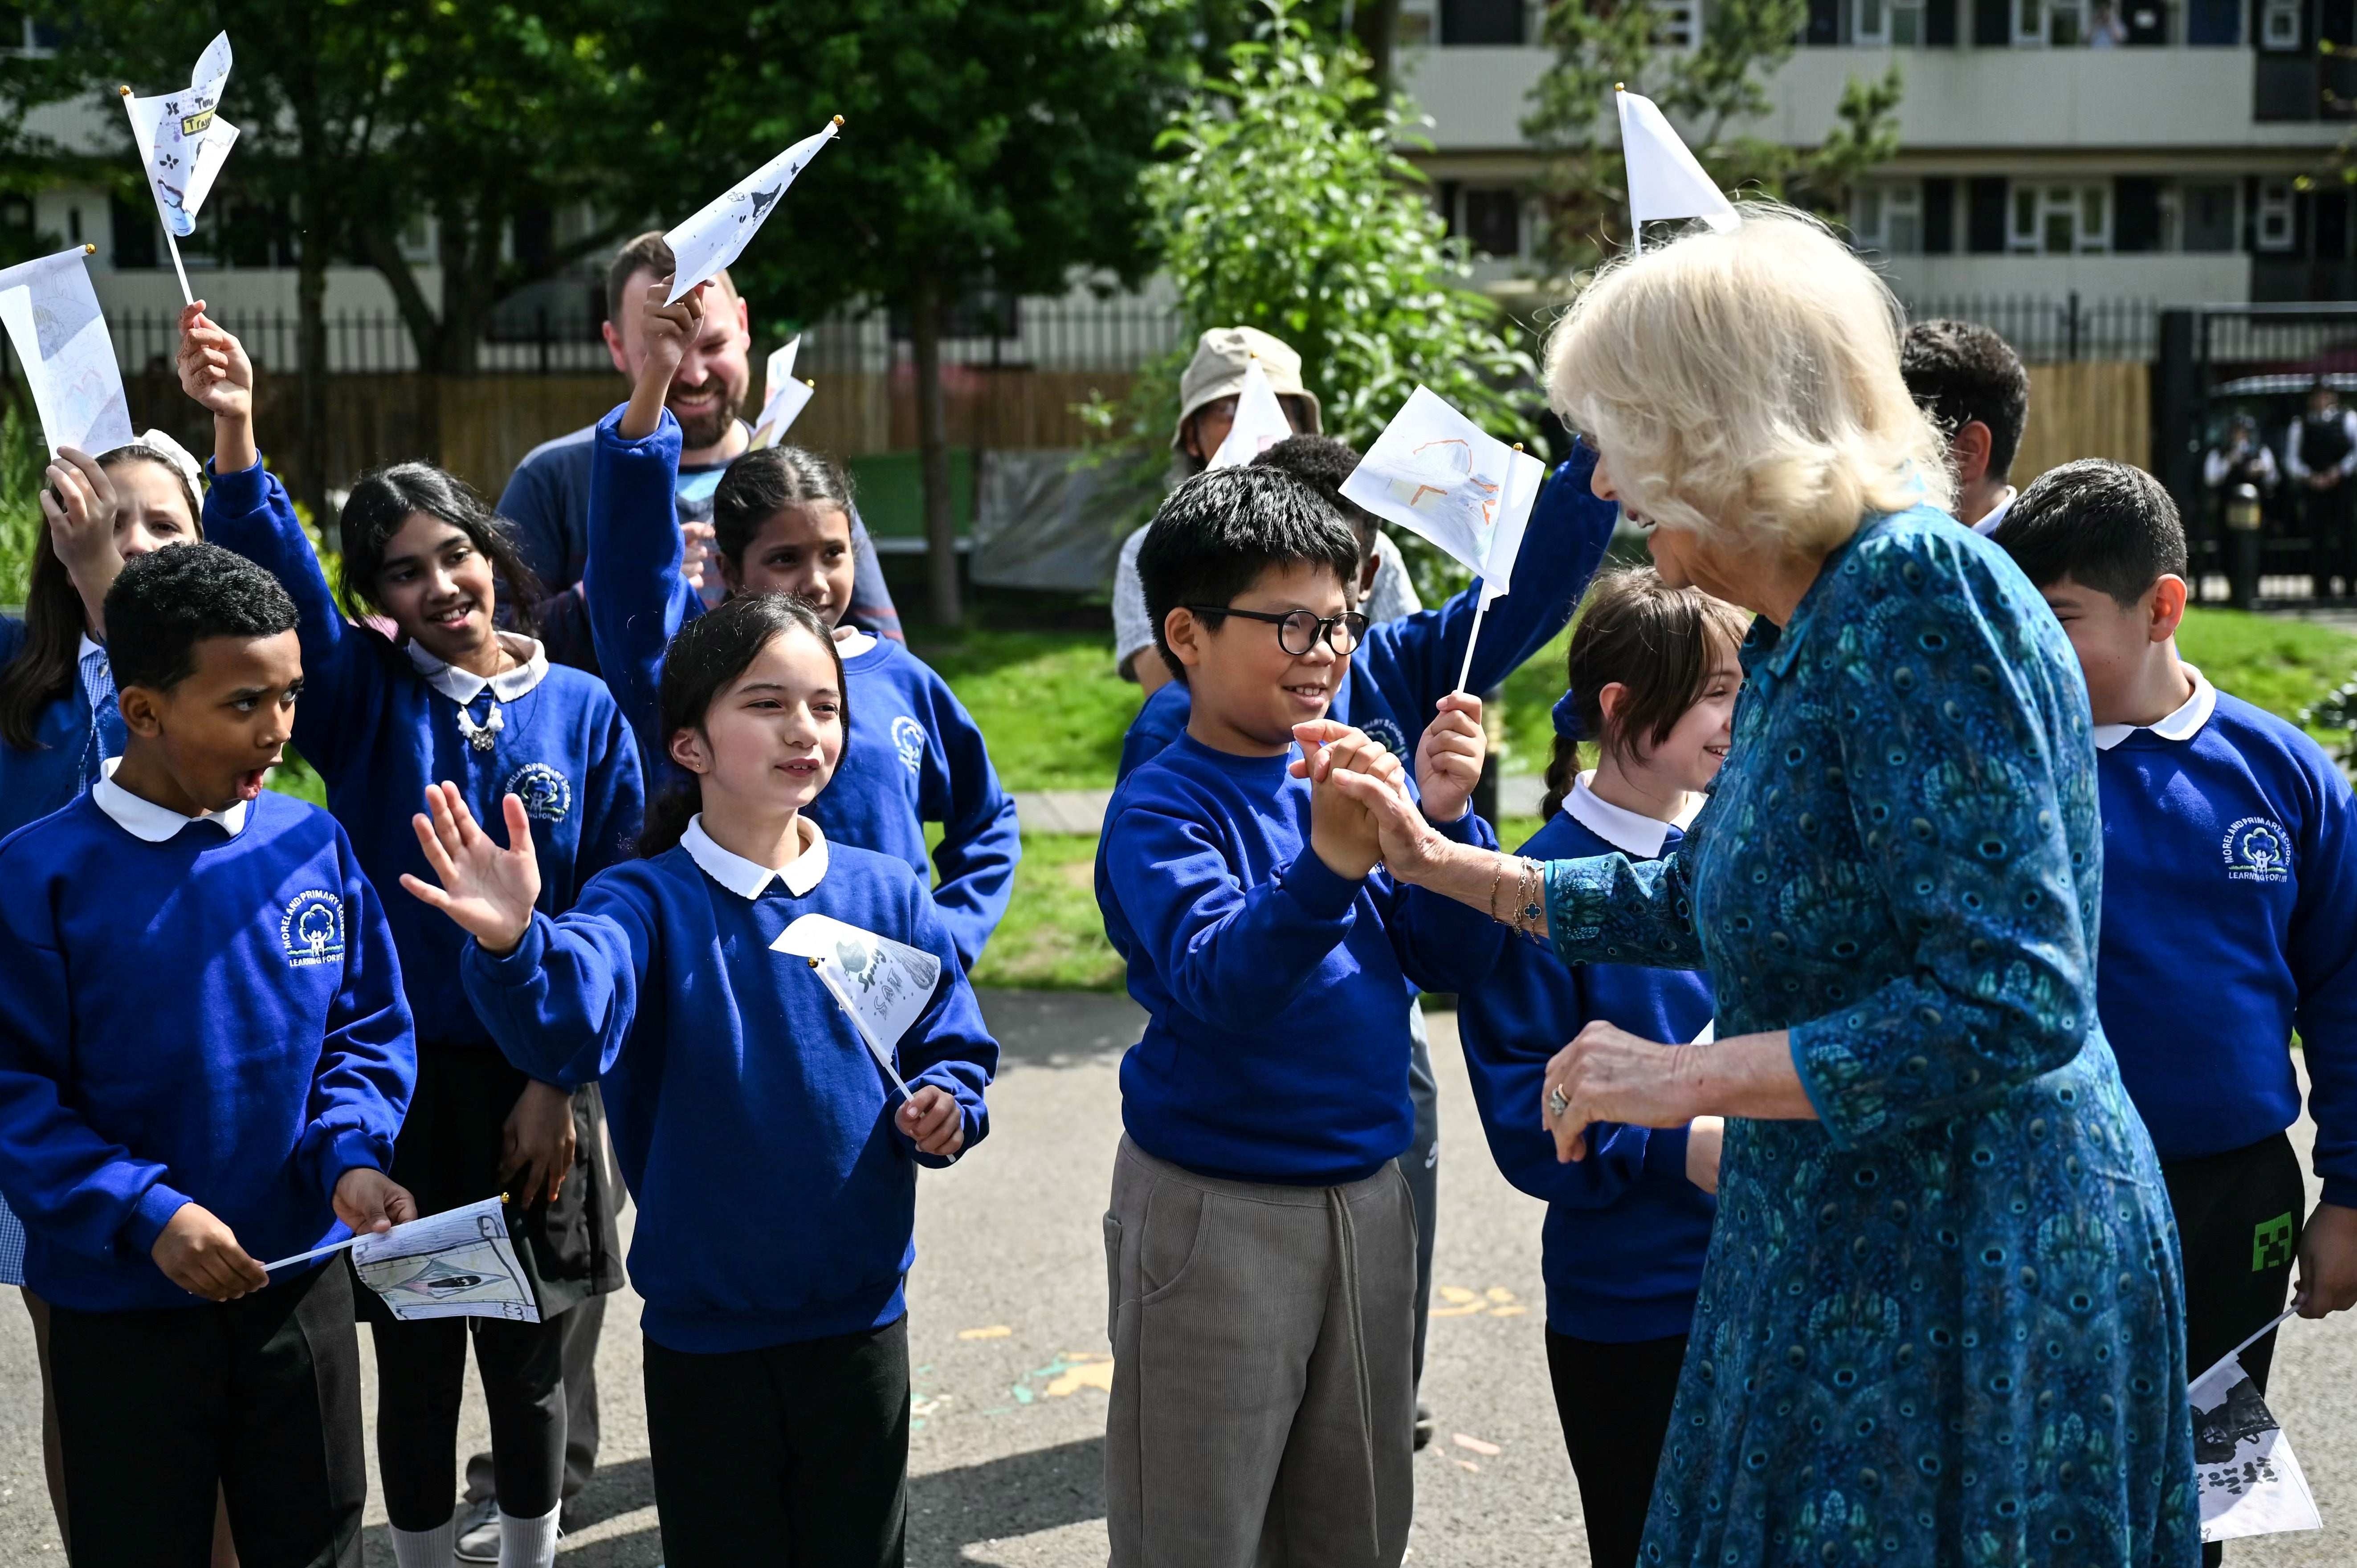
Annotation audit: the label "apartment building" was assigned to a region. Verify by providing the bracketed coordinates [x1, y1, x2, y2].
[1400, 0, 2357, 308]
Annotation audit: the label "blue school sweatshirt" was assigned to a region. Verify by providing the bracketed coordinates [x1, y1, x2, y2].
[583, 406, 1019, 972]
[1096, 735, 1502, 1185]
[1115, 443, 1619, 784]
[2089, 668, 2357, 1205]
[0, 622, 116, 839]
[202, 458, 646, 1049]
[0, 788, 414, 1312]
[460, 820, 997, 1354]
[1456, 794, 1716, 1342]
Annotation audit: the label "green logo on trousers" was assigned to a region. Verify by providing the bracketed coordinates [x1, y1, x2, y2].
[2254, 1212, 2296, 1271]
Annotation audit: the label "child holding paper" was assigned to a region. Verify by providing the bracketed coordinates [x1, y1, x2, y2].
[1093, 465, 1501, 1564]
[586, 281, 1019, 972]
[1990, 463, 2357, 1560]
[176, 305, 640, 1568]
[1454, 568, 1745, 1568]
[411, 592, 998, 1568]
[0, 543, 415, 1568]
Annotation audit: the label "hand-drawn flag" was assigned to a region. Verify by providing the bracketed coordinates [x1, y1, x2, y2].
[0, 246, 133, 457]
[1615, 87, 1738, 237]
[751, 336, 814, 449]
[664, 119, 842, 305]
[1207, 356, 1294, 470]
[772, 912, 943, 1098]
[1341, 386, 1544, 609]
[120, 33, 240, 240]
[2190, 1309, 2321, 1544]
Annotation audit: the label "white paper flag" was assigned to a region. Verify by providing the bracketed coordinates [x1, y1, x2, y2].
[120, 33, 241, 240]
[664, 118, 841, 305]
[0, 246, 133, 458]
[1208, 356, 1293, 470]
[1340, 386, 1545, 609]
[2190, 1310, 2320, 1544]
[1616, 88, 1737, 236]
[261, 1196, 539, 1324]
[772, 912, 943, 1099]
[751, 336, 814, 449]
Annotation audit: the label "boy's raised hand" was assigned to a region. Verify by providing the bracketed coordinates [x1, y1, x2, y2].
[151, 1202, 269, 1301]
[1297, 723, 1398, 880]
[898, 1085, 966, 1158]
[1415, 692, 1485, 823]
[1294, 720, 1445, 880]
[400, 782, 542, 955]
[619, 280, 705, 441]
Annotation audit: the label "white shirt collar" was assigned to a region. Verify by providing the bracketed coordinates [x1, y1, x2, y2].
[681, 814, 828, 899]
[1562, 772, 1697, 859]
[1970, 487, 2018, 538]
[404, 632, 549, 705]
[91, 756, 248, 843]
[2092, 664, 2215, 751]
[833, 626, 877, 658]
[77, 633, 102, 663]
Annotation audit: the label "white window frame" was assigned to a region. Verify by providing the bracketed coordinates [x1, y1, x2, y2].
[2008, 182, 2112, 255]
[1655, 0, 1698, 47]
[2262, 0, 2301, 47]
[0, 14, 54, 57]
[1851, 181, 1923, 253]
[2256, 179, 2296, 251]
[1853, 0, 1925, 42]
[2013, 0, 2088, 43]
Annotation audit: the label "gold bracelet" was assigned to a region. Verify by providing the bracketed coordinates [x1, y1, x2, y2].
[1516, 857, 1546, 939]
[1488, 851, 1511, 925]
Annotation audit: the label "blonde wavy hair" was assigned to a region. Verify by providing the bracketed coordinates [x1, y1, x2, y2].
[1543, 204, 1953, 555]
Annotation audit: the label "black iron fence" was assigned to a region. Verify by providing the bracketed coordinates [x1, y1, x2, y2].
[1903, 294, 2162, 363]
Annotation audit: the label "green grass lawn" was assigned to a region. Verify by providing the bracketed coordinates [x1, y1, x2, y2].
[904, 627, 1139, 791]
[2176, 607, 2357, 745]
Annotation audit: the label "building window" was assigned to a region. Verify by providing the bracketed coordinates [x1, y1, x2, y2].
[1854, 0, 1927, 41]
[1439, 0, 1526, 44]
[2261, 0, 2300, 46]
[2163, 181, 2239, 252]
[0, 8, 61, 56]
[2256, 179, 2295, 250]
[1461, 188, 1523, 257]
[1397, 0, 1437, 45]
[1851, 182, 1923, 252]
[2009, 182, 2110, 253]
[2014, 0, 2087, 41]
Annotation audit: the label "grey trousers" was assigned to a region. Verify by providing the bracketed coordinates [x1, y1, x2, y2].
[1103, 1136, 1416, 1568]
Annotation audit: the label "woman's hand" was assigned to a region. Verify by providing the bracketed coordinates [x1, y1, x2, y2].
[1541, 1021, 1704, 1163]
[502, 1080, 578, 1206]
[399, 783, 542, 954]
[1414, 692, 1485, 824]
[1292, 720, 1448, 880]
[898, 1085, 966, 1158]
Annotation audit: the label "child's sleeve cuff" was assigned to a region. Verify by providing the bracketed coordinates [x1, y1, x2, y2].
[2321, 1175, 2357, 1212]
[1641, 1124, 1693, 1183]
[123, 1181, 192, 1256]
[203, 454, 273, 513]
[468, 918, 550, 984]
[1433, 809, 1498, 850]
[324, 1130, 389, 1191]
[1280, 848, 1363, 920]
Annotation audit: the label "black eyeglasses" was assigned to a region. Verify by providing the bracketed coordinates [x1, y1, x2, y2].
[1187, 605, 1369, 656]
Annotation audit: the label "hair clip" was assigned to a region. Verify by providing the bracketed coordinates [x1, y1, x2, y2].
[1550, 689, 1586, 741]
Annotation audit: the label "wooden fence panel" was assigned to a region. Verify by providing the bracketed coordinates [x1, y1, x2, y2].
[2014, 361, 2150, 484]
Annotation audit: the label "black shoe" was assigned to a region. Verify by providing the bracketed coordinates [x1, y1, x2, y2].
[1413, 1401, 1435, 1451]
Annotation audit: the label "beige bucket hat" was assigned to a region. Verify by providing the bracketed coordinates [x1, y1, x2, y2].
[1172, 326, 1321, 451]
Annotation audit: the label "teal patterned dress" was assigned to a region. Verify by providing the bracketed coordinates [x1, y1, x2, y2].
[1543, 507, 2199, 1566]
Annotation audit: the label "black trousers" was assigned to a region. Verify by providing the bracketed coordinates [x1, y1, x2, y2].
[2163, 1131, 2307, 1568]
[1546, 1328, 1689, 1568]
[371, 1308, 566, 1530]
[643, 1316, 909, 1568]
[49, 1259, 365, 1568]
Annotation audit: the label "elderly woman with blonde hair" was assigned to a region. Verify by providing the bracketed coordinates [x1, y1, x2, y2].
[1307, 206, 2198, 1565]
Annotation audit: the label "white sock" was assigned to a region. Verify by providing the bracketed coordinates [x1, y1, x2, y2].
[497, 1503, 561, 1568]
[389, 1517, 455, 1568]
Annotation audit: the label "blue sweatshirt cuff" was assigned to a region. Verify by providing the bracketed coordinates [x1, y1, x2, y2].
[204, 453, 274, 513]
[1641, 1124, 1693, 1184]
[1281, 847, 1365, 920]
[2321, 1176, 2357, 1211]
[1434, 808, 1493, 847]
[123, 1181, 192, 1257]
[469, 917, 551, 985]
[323, 1129, 388, 1196]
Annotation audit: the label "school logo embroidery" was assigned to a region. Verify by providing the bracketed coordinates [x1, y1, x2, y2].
[890, 716, 927, 774]
[2223, 816, 2291, 884]
[504, 762, 572, 823]
[280, 891, 345, 967]
[1359, 716, 1408, 757]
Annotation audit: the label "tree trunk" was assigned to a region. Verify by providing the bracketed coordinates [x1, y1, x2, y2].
[909, 271, 960, 628]
[1353, 0, 1400, 96]
[295, 197, 330, 527]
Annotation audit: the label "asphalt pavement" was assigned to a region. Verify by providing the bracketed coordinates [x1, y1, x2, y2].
[0, 992, 2347, 1565]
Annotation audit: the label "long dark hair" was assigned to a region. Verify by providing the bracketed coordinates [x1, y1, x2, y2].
[638, 594, 848, 857]
[0, 448, 204, 753]
[711, 445, 855, 576]
[1541, 567, 1749, 820]
[337, 462, 543, 637]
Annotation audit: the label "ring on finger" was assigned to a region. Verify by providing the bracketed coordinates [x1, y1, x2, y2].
[1546, 1084, 1570, 1119]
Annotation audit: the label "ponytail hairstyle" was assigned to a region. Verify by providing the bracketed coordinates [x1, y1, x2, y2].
[0, 440, 205, 753]
[337, 462, 544, 637]
[711, 445, 855, 574]
[637, 593, 848, 857]
[1540, 566, 1750, 820]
